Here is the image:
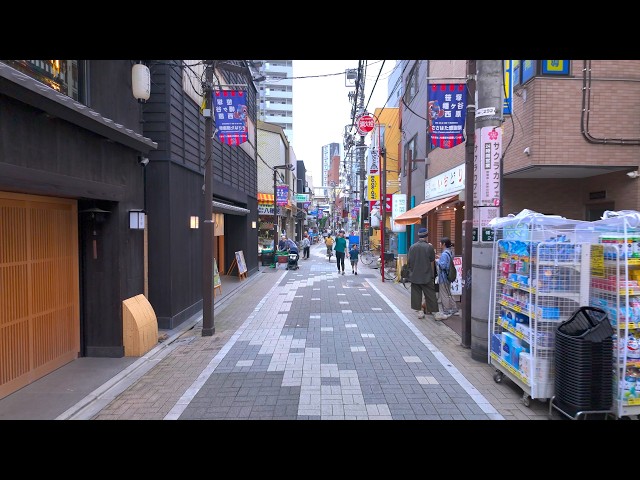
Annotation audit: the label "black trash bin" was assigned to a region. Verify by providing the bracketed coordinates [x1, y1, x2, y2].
[554, 306, 614, 416]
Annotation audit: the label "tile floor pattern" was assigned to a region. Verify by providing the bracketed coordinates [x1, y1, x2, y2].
[168, 262, 503, 420]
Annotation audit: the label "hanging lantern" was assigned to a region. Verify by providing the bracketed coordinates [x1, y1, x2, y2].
[132, 63, 151, 101]
[371, 208, 381, 228]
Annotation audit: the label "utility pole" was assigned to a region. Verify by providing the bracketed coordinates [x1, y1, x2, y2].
[202, 61, 215, 336]
[470, 59, 504, 361]
[461, 60, 476, 349]
[380, 146, 387, 281]
[406, 149, 413, 252]
[355, 62, 367, 246]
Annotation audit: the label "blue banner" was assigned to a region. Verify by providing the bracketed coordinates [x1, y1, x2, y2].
[276, 185, 288, 207]
[214, 90, 248, 145]
[428, 83, 467, 149]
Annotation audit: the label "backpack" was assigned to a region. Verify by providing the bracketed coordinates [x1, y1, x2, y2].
[445, 251, 457, 282]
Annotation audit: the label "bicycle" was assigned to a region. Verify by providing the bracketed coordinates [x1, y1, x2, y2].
[381, 252, 397, 281]
[360, 244, 380, 266]
[326, 245, 333, 261]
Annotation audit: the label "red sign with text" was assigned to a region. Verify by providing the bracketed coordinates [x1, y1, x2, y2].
[370, 194, 392, 213]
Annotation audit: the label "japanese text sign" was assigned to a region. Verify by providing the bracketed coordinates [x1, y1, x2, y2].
[428, 84, 467, 149]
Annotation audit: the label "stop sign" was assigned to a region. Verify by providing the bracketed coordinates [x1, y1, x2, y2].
[356, 114, 375, 135]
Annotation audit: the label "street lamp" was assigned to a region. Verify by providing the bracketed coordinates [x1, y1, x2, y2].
[273, 164, 293, 250]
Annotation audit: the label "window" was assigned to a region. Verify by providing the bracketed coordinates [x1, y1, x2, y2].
[4, 60, 83, 101]
[512, 60, 570, 87]
[403, 135, 417, 177]
[404, 62, 419, 104]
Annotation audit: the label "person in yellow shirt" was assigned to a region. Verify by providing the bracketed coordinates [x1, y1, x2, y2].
[325, 234, 334, 259]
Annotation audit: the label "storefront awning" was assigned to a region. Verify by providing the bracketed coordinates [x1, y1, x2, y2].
[393, 195, 458, 225]
[212, 200, 250, 216]
[258, 193, 274, 203]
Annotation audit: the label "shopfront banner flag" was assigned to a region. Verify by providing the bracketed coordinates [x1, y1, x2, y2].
[276, 185, 288, 207]
[428, 84, 467, 149]
[214, 90, 248, 145]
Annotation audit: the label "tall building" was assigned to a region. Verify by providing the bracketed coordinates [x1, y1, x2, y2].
[321, 142, 340, 194]
[387, 60, 403, 108]
[249, 60, 293, 144]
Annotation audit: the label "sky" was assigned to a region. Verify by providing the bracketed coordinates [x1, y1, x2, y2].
[290, 60, 396, 190]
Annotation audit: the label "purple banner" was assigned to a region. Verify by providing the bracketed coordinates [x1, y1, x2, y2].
[214, 90, 248, 145]
[428, 84, 467, 149]
[276, 185, 288, 207]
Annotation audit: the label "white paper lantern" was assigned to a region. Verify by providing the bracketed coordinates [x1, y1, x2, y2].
[371, 208, 381, 228]
[132, 64, 151, 101]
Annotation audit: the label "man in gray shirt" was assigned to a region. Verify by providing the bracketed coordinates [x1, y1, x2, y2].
[407, 227, 445, 320]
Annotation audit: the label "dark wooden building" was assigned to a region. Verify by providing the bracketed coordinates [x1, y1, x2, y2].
[0, 59, 260, 400]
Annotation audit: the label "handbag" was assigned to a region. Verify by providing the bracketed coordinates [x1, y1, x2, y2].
[433, 263, 439, 292]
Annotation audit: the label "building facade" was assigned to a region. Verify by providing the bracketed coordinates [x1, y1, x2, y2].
[396, 59, 640, 255]
[0, 59, 261, 400]
[251, 60, 293, 144]
[142, 60, 259, 330]
[257, 120, 294, 247]
[0, 60, 157, 399]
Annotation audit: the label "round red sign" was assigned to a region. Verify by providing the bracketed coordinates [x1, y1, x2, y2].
[356, 114, 375, 135]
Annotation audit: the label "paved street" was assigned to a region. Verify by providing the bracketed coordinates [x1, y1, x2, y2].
[62, 242, 553, 421]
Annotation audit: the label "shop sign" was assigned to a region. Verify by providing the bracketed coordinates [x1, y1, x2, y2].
[368, 173, 379, 201]
[258, 204, 274, 215]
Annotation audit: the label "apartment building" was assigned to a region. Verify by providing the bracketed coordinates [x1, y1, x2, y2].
[250, 60, 293, 144]
[397, 60, 640, 252]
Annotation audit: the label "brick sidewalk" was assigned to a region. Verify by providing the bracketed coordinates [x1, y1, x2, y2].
[89, 243, 554, 420]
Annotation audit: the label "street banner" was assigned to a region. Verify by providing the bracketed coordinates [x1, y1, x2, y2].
[503, 60, 513, 115]
[214, 90, 248, 145]
[428, 83, 467, 149]
[276, 185, 288, 207]
[368, 173, 380, 201]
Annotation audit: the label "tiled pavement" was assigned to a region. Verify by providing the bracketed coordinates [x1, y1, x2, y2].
[71, 242, 556, 421]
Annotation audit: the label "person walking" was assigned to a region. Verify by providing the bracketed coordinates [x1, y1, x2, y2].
[301, 233, 311, 259]
[407, 227, 446, 320]
[325, 233, 334, 259]
[349, 243, 359, 275]
[436, 237, 458, 317]
[334, 230, 347, 275]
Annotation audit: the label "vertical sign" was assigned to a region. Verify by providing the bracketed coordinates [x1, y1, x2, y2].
[472, 137, 480, 241]
[428, 83, 467, 149]
[276, 185, 288, 206]
[214, 90, 248, 145]
[322, 145, 330, 196]
[450, 256, 463, 295]
[503, 60, 513, 115]
[477, 126, 502, 242]
[392, 193, 407, 233]
[368, 174, 380, 201]
[368, 148, 379, 174]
